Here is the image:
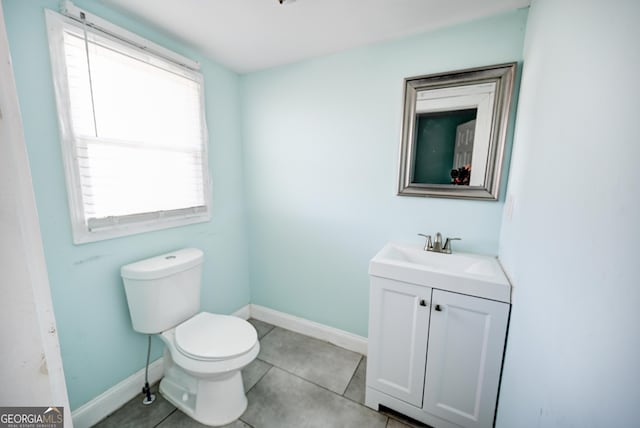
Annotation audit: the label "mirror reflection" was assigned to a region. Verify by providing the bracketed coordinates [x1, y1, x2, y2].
[413, 109, 477, 185]
[398, 63, 517, 200]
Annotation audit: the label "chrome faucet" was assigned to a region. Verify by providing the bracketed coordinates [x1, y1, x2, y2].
[417, 233, 432, 251]
[433, 232, 444, 252]
[418, 232, 461, 254]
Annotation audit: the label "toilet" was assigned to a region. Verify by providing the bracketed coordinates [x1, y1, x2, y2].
[121, 248, 259, 426]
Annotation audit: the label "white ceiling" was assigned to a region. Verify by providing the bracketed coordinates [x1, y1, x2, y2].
[102, 0, 530, 73]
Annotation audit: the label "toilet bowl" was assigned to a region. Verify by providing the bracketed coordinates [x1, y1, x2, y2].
[158, 312, 259, 426]
[121, 248, 259, 426]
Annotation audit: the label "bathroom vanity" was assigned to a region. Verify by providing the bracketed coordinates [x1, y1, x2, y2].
[365, 242, 511, 428]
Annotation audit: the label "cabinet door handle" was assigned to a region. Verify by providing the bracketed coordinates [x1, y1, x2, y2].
[419, 299, 428, 307]
[434, 304, 443, 312]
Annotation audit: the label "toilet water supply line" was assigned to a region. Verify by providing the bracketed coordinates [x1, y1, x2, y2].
[142, 335, 156, 405]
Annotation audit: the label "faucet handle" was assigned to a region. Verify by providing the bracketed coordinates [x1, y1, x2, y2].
[443, 237, 461, 254]
[417, 233, 432, 251]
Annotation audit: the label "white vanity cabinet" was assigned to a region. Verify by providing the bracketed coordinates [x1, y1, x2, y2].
[366, 242, 512, 428]
[422, 289, 509, 428]
[366, 278, 431, 407]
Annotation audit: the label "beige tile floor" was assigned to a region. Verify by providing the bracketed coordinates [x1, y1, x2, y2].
[94, 319, 427, 428]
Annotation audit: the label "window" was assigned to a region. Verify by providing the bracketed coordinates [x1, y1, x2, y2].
[45, 7, 211, 244]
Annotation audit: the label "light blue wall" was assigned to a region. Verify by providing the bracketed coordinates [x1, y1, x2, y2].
[497, 0, 640, 426]
[240, 10, 528, 337]
[5, 0, 532, 412]
[3, 0, 250, 410]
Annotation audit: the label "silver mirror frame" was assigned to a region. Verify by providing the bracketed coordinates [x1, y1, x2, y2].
[397, 63, 516, 200]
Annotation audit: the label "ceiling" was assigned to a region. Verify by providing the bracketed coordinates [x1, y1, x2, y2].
[102, 0, 530, 73]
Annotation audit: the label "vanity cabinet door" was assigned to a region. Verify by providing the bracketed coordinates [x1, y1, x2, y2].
[423, 290, 509, 428]
[367, 277, 431, 407]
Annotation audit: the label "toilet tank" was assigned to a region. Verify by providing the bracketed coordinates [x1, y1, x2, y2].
[121, 248, 203, 334]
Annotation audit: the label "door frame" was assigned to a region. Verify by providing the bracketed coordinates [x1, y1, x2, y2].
[0, 2, 71, 424]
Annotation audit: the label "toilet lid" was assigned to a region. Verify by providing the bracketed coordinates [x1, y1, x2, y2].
[175, 312, 257, 361]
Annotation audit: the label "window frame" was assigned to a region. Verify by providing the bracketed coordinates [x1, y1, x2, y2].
[45, 8, 212, 245]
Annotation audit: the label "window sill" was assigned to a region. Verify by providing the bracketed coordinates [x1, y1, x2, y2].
[71, 211, 211, 245]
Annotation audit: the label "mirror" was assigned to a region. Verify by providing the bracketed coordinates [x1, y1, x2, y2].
[397, 63, 516, 200]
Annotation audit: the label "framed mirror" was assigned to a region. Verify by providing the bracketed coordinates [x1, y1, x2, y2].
[397, 63, 516, 200]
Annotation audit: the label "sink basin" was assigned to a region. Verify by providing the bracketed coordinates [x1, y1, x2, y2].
[369, 242, 511, 303]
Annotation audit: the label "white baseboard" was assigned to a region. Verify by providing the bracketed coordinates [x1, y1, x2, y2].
[70, 303, 362, 427]
[249, 304, 368, 356]
[232, 304, 251, 320]
[71, 357, 164, 428]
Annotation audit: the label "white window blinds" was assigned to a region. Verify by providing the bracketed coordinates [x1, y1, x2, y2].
[46, 9, 211, 243]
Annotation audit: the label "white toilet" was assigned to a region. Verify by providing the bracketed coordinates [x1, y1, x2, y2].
[121, 248, 259, 426]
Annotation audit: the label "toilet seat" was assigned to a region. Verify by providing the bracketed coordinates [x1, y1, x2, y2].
[175, 312, 257, 361]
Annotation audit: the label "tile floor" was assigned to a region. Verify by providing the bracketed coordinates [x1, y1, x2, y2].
[94, 319, 427, 428]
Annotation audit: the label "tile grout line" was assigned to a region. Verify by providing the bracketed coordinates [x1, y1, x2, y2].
[261, 325, 275, 338]
[251, 328, 385, 423]
[261, 363, 381, 416]
[266, 325, 359, 353]
[341, 392, 368, 407]
[152, 408, 177, 428]
[247, 364, 390, 426]
[257, 326, 364, 393]
[265, 364, 348, 397]
[341, 354, 363, 397]
[255, 325, 376, 418]
[252, 319, 275, 341]
[238, 418, 256, 428]
[254, 326, 380, 415]
[245, 359, 273, 394]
